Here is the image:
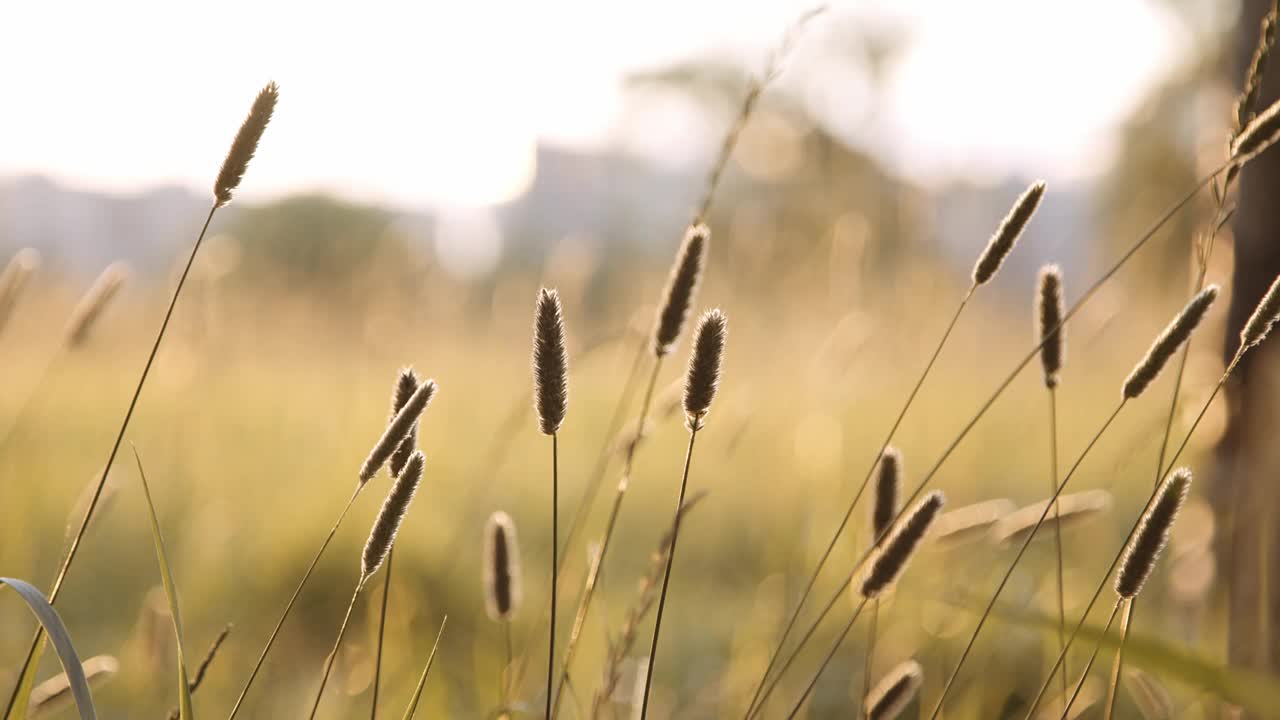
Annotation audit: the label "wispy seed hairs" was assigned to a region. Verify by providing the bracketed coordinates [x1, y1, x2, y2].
[861, 491, 945, 599]
[1240, 272, 1280, 352]
[865, 659, 924, 720]
[1122, 286, 1218, 400]
[361, 451, 425, 581]
[653, 224, 709, 357]
[484, 511, 523, 621]
[683, 309, 727, 430]
[388, 368, 420, 479]
[1037, 265, 1065, 388]
[1116, 468, 1192, 599]
[972, 181, 1046, 287]
[872, 447, 903, 541]
[214, 82, 279, 208]
[532, 288, 569, 435]
[359, 379, 436, 484]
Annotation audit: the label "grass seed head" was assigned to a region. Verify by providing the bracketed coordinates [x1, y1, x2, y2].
[532, 288, 569, 435]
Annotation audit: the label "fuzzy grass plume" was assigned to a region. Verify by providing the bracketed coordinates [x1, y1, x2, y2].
[683, 309, 727, 429]
[359, 379, 436, 484]
[1122, 286, 1218, 400]
[865, 660, 924, 720]
[972, 181, 1045, 287]
[214, 82, 279, 207]
[861, 491, 945, 598]
[533, 288, 569, 435]
[65, 262, 128, 347]
[653, 225, 708, 357]
[362, 451, 425, 581]
[1240, 273, 1280, 351]
[389, 368, 420, 478]
[872, 447, 903, 541]
[1037, 265, 1065, 388]
[1116, 468, 1192, 599]
[483, 511, 522, 621]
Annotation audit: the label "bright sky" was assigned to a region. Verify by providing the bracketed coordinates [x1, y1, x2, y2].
[0, 0, 1198, 210]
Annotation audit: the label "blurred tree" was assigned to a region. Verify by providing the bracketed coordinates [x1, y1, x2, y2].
[1217, 0, 1280, 701]
[228, 194, 411, 292]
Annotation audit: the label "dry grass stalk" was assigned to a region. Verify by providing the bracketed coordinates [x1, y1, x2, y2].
[166, 624, 232, 720]
[590, 492, 707, 716]
[972, 181, 1046, 287]
[214, 82, 279, 207]
[1117, 469, 1192, 599]
[358, 379, 436, 484]
[683, 309, 727, 429]
[861, 492, 946, 599]
[864, 659, 923, 720]
[361, 450, 426, 581]
[484, 511, 523, 621]
[533, 288, 569, 434]
[1037, 265, 1065, 388]
[1236, 5, 1278, 136]
[65, 262, 128, 347]
[1122, 286, 1218, 400]
[652, 225, 708, 357]
[1231, 96, 1280, 163]
[991, 490, 1113, 545]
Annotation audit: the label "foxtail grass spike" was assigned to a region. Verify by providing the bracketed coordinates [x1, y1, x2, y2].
[683, 309, 727, 430]
[1122, 286, 1218, 400]
[1232, 97, 1280, 163]
[359, 379, 436, 484]
[865, 659, 924, 720]
[872, 447, 902, 540]
[653, 224, 709, 357]
[972, 181, 1046, 286]
[214, 82, 278, 207]
[861, 491, 945, 598]
[361, 451, 425, 581]
[532, 288, 569, 435]
[1240, 273, 1280, 351]
[388, 368, 420, 478]
[1116, 468, 1191, 599]
[484, 511, 522, 621]
[1037, 265, 1065, 388]
[65, 262, 128, 347]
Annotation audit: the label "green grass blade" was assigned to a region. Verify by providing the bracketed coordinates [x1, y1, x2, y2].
[132, 446, 194, 720]
[3, 634, 47, 720]
[401, 616, 447, 720]
[0, 578, 97, 720]
[986, 601, 1280, 713]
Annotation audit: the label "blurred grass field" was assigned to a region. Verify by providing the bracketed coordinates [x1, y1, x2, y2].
[0, 227, 1245, 716]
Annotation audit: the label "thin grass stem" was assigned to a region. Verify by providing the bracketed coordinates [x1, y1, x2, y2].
[370, 545, 394, 720]
[1047, 386, 1068, 706]
[227, 485, 364, 719]
[784, 598, 870, 720]
[638, 426, 700, 719]
[1059, 601, 1123, 720]
[309, 581, 366, 720]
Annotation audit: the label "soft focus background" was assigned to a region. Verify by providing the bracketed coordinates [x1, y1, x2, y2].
[0, 0, 1275, 717]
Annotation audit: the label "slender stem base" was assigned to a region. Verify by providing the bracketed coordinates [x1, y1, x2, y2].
[228, 485, 363, 719]
[546, 432, 559, 719]
[370, 545, 394, 720]
[309, 580, 367, 720]
[1047, 386, 1069, 708]
[638, 426, 700, 719]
